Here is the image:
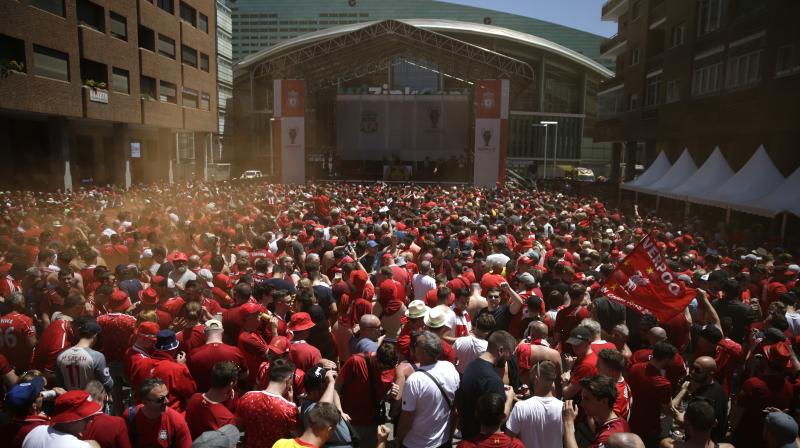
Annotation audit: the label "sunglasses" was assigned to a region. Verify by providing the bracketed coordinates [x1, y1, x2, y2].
[149, 395, 168, 404]
[488, 295, 501, 299]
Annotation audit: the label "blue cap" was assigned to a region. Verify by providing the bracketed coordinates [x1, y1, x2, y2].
[155, 329, 179, 351]
[5, 376, 45, 412]
[366, 240, 379, 248]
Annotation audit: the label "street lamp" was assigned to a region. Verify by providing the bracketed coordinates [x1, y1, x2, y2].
[540, 121, 559, 179]
[530, 123, 548, 180]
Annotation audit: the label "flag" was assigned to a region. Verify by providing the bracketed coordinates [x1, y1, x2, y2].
[601, 233, 696, 323]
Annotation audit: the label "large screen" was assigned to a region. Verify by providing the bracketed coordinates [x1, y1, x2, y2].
[336, 94, 469, 161]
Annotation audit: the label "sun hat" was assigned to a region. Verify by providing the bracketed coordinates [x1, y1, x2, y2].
[424, 307, 450, 329]
[51, 390, 102, 424]
[288, 312, 315, 332]
[405, 300, 429, 319]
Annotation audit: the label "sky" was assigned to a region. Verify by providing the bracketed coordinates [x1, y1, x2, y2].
[441, 0, 616, 37]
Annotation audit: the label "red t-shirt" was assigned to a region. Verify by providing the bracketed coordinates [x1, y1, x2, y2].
[185, 393, 236, 439]
[82, 413, 132, 448]
[627, 362, 672, 438]
[591, 416, 630, 448]
[0, 311, 36, 371]
[570, 351, 598, 385]
[440, 339, 457, 364]
[255, 361, 305, 397]
[123, 405, 192, 448]
[555, 304, 590, 346]
[288, 340, 321, 373]
[176, 324, 206, 355]
[629, 349, 687, 387]
[149, 351, 198, 412]
[187, 342, 248, 392]
[458, 432, 525, 448]
[238, 330, 269, 387]
[96, 313, 137, 363]
[237, 391, 298, 448]
[222, 305, 246, 345]
[733, 374, 793, 446]
[614, 378, 632, 421]
[30, 316, 73, 372]
[337, 354, 395, 426]
[714, 338, 744, 397]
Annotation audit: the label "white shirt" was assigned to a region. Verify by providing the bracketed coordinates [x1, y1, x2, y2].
[452, 335, 488, 374]
[787, 311, 800, 337]
[168, 268, 196, 290]
[401, 361, 460, 448]
[411, 273, 436, 302]
[486, 253, 511, 268]
[506, 395, 564, 448]
[22, 424, 92, 448]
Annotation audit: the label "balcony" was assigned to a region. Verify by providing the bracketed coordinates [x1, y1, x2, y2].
[141, 97, 182, 128]
[600, 34, 627, 59]
[602, 0, 629, 22]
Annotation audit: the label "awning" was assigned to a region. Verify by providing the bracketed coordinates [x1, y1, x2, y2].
[621, 151, 671, 192]
[737, 166, 800, 217]
[660, 147, 734, 201]
[639, 148, 697, 195]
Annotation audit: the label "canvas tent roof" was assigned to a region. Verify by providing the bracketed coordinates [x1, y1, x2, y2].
[737, 166, 800, 217]
[639, 149, 697, 195]
[621, 151, 671, 192]
[686, 145, 784, 210]
[660, 147, 734, 201]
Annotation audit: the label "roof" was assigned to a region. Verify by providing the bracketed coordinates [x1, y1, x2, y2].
[235, 19, 613, 79]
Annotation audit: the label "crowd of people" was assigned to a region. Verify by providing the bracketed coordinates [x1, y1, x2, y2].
[0, 180, 797, 448]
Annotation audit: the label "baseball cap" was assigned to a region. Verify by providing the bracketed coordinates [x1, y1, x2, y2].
[192, 424, 240, 448]
[204, 319, 223, 332]
[268, 336, 290, 355]
[566, 326, 592, 346]
[51, 390, 102, 424]
[303, 366, 329, 391]
[135, 321, 160, 340]
[764, 412, 799, 448]
[79, 320, 102, 336]
[170, 251, 189, 263]
[366, 240, 379, 248]
[764, 342, 792, 369]
[5, 376, 46, 412]
[198, 269, 214, 288]
[239, 302, 262, 317]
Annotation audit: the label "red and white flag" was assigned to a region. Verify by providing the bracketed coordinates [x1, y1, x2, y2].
[602, 233, 696, 323]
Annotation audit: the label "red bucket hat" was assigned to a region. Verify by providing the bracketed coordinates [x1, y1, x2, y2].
[108, 289, 131, 312]
[138, 287, 159, 306]
[288, 312, 315, 332]
[52, 390, 102, 424]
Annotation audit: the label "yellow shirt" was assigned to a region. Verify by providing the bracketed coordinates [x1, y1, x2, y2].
[272, 438, 316, 448]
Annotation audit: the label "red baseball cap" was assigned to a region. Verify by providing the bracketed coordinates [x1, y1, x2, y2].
[350, 270, 368, 287]
[138, 287, 159, 306]
[288, 312, 315, 332]
[268, 336, 290, 355]
[170, 251, 189, 263]
[135, 321, 160, 339]
[52, 390, 102, 424]
[764, 342, 792, 369]
[239, 302, 262, 317]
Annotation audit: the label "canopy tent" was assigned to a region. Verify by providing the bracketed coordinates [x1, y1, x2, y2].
[737, 166, 800, 217]
[621, 151, 671, 192]
[660, 147, 734, 201]
[639, 148, 697, 195]
[687, 145, 784, 210]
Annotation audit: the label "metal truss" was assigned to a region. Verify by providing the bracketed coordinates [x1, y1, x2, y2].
[250, 20, 534, 90]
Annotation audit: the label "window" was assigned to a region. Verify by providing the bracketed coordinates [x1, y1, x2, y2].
[727, 49, 763, 88]
[199, 53, 209, 72]
[0, 34, 26, 72]
[76, 0, 105, 33]
[109, 12, 127, 41]
[630, 47, 640, 65]
[776, 44, 800, 76]
[199, 13, 208, 33]
[692, 62, 724, 96]
[79, 58, 106, 86]
[644, 74, 662, 107]
[179, 2, 196, 26]
[181, 44, 197, 68]
[631, 1, 642, 20]
[665, 80, 680, 103]
[30, 0, 65, 17]
[156, 0, 174, 14]
[111, 67, 129, 94]
[33, 44, 69, 81]
[140, 75, 156, 99]
[138, 26, 155, 51]
[200, 92, 210, 110]
[158, 34, 175, 59]
[628, 93, 638, 111]
[670, 23, 686, 47]
[159, 80, 177, 103]
[182, 87, 198, 108]
[698, 0, 724, 36]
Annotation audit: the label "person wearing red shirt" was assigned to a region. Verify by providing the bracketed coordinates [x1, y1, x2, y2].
[255, 337, 306, 398]
[222, 283, 254, 345]
[185, 361, 239, 439]
[134, 286, 172, 330]
[563, 375, 629, 448]
[627, 341, 676, 445]
[288, 312, 322, 372]
[124, 378, 192, 448]
[629, 326, 688, 388]
[335, 343, 398, 447]
[562, 326, 598, 400]
[148, 330, 197, 413]
[457, 393, 524, 448]
[1, 375, 52, 448]
[0, 292, 37, 372]
[554, 284, 590, 347]
[424, 307, 458, 364]
[187, 320, 248, 392]
[82, 380, 132, 448]
[238, 302, 272, 388]
[478, 261, 506, 298]
[30, 292, 85, 379]
[396, 301, 429, 361]
[596, 348, 631, 421]
[174, 301, 206, 354]
[96, 289, 136, 415]
[237, 358, 299, 448]
[124, 322, 159, 398]
[694, 324, 743, 397]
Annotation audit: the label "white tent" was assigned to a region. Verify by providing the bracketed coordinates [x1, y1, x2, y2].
[687, 145, 784, 210]
[660, 147, 734, 201]
[621, 151, 671, 192]
[737, 166, 800, 217]
[639, 148, 697, 195]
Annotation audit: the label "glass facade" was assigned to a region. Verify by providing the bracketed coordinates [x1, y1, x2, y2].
[508, 114, 583, 160]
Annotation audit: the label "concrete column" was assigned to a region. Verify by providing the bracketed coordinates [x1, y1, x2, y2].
[48, 117, 71, 191]
[536, 56, 546, 112]
[610, 141, 623, 183]
[624, 140, 637, 181]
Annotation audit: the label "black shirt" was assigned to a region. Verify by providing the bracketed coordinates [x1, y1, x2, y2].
[713, 298, 756, 344]
[477, 304, 513, 332]
[691, 381, 728, 443]
[456, 358, 505, 439]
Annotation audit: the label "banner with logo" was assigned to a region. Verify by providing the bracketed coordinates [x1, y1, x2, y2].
[601, 233, 696, 323]
[473, 79, 509, 187]
[273, 79, 305, 184]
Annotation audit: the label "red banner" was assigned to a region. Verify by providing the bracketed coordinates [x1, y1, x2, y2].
[601, 233, 696, 323]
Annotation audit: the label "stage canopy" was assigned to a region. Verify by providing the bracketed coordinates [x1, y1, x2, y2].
[621, 151, 671, 193]
[659, 147, 734, 201]
[737, 166, 800, 217]
[639, 148, 697, 195]
[687, 145, 784, 210]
